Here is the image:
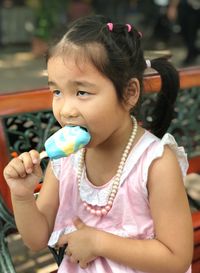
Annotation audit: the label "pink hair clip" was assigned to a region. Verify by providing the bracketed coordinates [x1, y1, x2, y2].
[126, 23, 132, 32]
[107, 22, 113, 31]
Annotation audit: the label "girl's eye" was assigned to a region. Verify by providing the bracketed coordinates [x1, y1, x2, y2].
[52, 90, 61, 96]
[76, 90, 89, 97]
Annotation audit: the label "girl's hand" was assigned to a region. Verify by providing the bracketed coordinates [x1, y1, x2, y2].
[3, 150, 42, 200]
[57, 218, 100, 269]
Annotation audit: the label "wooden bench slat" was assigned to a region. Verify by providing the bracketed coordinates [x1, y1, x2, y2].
[192, 259, 200, 273]
[0, 88, 51, 116]
[143, 66, 200, 93]
[193, 244, 200, 262]
[192, 211, 200, 232]
[0, 122, 12, 211]
[188, 156, 200, 174]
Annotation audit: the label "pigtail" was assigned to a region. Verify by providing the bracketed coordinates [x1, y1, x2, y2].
[145, 57, 180, 138]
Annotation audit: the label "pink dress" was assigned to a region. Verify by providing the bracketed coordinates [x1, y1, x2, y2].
[48, 131, 191, 273]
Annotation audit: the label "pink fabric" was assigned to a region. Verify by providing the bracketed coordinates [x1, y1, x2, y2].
[48, 131, 191, 273]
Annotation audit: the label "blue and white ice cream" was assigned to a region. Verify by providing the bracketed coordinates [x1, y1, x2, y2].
[44, 126, 91, 159]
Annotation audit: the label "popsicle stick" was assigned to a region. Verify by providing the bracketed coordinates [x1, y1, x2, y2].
[39, 150, 48, 160]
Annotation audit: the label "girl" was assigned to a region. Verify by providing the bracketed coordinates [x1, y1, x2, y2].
[4, 15, 193, 273]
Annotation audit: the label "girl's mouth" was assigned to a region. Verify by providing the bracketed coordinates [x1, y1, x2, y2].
[66, 124, 89, 133]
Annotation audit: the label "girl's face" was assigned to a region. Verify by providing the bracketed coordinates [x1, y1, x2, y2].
[47, 55, 131, 148]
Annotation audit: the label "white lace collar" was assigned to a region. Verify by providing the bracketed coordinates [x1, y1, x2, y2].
[77, 131, 155, 206]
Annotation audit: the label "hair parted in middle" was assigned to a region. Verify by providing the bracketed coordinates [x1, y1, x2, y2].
[47, 14, 180, 138]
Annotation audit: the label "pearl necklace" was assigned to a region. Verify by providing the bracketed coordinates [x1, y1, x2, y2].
[77, 116, 138, 217]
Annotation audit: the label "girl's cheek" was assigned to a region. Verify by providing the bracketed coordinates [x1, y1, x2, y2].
[52, 108, 60, 123]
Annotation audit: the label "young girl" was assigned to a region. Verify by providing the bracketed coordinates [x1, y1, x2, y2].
[4, 15, 193, 273]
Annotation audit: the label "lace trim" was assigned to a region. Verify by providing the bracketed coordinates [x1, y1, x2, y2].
[78, 132, 155, 206]
[51, 158, 62, 179]
[50, 133, 188, 207]
[48, 225, 155, 247]
[48, 226, 76, 247]
[79, 169, 114, 206]
[141, 133, 188, 195]
[161, 133, 188, 176]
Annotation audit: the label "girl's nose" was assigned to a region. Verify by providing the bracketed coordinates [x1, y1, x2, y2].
[60, 101, 79, 120]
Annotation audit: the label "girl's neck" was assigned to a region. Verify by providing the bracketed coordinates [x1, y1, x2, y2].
[84, 123, 144, 187]
[77, 117, 143, 216]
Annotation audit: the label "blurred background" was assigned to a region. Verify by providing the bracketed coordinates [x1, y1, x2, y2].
[0, 0, 200, 93]
[0, 1, 200, 272]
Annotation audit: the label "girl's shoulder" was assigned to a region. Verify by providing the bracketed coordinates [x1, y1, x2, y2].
[145, 131, 188, 177]
[122, 131, 188, 186]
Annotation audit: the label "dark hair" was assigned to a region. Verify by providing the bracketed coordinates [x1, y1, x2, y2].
[47, 14, 179, 138]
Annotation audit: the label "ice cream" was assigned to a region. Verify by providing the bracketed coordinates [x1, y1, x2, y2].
[40, 126, 91, 160]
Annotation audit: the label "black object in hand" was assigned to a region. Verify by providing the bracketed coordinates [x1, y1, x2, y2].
[48, 244, 67, 266]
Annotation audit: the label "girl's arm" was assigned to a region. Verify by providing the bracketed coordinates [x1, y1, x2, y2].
[59, 146, 193, 272]
[4, 151, 59, 251]
[97, 146, 193, 273]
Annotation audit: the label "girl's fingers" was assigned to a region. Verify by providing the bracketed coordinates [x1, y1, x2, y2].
[65, 248, 72, 257]
[8, 157, 27, 178]
[73, 218, 85, 229]
[69, 256, 78, 264]
[18, 152, 35, 174]
[4, 150, 41, 180]
[57, 234, 68, 247]
[29, 150, 43, 178]
[79, 261, 88, 269]
[4, 163, 23, 179]
[29, 150, 40, 165]
[68, 254, 88, 269]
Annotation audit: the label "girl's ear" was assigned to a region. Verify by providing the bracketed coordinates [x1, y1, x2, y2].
[123, 78, 140, 111]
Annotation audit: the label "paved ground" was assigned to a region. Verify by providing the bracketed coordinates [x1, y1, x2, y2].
[7, 234, 57, 273]
[0, 45, 48, 94]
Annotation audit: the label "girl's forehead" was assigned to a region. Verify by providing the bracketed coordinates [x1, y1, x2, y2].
[47, 55, 110, 88]
[48, 41, 107, 71]
[47, 54, 99, 76]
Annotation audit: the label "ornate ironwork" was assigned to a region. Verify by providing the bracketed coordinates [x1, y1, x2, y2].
[4, 111, 59, 154]
[3, 110, 60, 170]
[141, 86, 200, 158]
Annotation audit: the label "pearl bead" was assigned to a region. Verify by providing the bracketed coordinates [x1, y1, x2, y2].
[110, 192, 116, 198]
[95, 210, 102, 216]
[90, 209, 96, 214]
[78, 116, 138, 216]
[105, 205, 111, 211]
[121, 156, 127, 161]
[101, 209, 107, 215]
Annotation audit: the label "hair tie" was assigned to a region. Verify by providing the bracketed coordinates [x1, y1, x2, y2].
[126, 23, 132, 32]
[107, 22, 113, 31]
[146, 59, 151, 68]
